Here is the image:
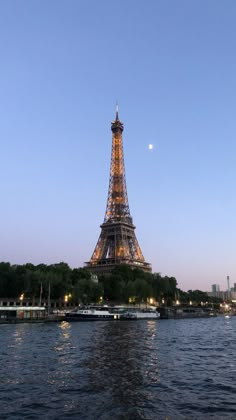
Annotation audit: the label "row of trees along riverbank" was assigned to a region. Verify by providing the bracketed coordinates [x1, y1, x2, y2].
[0, 262, 218, 305]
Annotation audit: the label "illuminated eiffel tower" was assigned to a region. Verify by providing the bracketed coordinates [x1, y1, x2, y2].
[86, 106, 151, 274]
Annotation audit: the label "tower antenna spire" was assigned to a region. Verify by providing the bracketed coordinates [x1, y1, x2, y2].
[115, 101, 119, 120]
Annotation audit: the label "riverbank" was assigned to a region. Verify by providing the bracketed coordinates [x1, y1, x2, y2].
[0, 304, 233, 324]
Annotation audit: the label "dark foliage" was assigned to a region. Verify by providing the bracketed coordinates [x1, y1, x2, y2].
[0, 261, 211, 305]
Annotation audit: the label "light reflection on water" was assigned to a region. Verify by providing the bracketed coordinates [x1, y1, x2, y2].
[54, 321, 72, 353]
[0, 317, 236, 419]
[13, 326, 25, 346]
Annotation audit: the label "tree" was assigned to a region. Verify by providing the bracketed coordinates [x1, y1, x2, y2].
[0, 262, 181, 305]
[71, 268, 91, 286]
[133, 278, 152, 302]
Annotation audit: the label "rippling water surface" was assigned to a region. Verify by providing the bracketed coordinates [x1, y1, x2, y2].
[1, 316, 236, 419]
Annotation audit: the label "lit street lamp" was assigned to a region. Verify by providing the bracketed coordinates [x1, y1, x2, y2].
[19, 293, 24, 305]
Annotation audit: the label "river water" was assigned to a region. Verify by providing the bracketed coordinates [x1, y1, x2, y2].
[1, 316, 236, 419]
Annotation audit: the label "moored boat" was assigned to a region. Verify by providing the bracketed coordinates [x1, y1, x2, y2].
[64, 306, 160, 321]
[121, 309, 160, 320]
[65, 306, 122, 321]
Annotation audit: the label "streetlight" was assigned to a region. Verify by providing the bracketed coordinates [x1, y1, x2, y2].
[19, 293, 24, 320]
[64, 294, 72, 305]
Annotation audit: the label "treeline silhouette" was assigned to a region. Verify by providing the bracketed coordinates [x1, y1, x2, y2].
[0, 262, 179, 304]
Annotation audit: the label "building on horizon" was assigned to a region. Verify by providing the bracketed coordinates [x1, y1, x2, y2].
[208, 284, 225, 300]
[85, 107, 151, 275]
[211, 284, 220, 293]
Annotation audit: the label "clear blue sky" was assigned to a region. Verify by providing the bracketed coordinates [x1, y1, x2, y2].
[1, 0, 236, 292]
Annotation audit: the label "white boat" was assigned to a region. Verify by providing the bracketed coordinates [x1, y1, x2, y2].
[65, 305, 160, 321]
[121, 308, 160, 320]
[65, 306, 122, 321]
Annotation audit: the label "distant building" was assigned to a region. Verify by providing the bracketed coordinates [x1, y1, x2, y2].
[208, 290, 225, 300]
[208, 284, 224, 300]
[208, 280, 236, 302]
[231, 291, 236, 301]
[211, 284, 220, 293]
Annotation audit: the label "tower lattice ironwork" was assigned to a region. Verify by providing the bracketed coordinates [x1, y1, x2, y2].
[86, 107, 151, 274]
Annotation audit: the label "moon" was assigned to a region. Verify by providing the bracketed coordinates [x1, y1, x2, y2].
[148, 144, 154, 150]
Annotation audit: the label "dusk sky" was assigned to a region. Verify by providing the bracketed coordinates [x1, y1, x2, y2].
[1, 1, 236, 291]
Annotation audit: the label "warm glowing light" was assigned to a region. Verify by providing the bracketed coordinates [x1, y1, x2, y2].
[129, 296, 136, 303]
[189, 300, 192, 305]
[176, 300, 180, 305]
[149, 298, 154, 305]
[19, 293, 24, 301]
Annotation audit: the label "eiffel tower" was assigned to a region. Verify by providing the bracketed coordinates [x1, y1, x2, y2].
[86, 106, 151, 274]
